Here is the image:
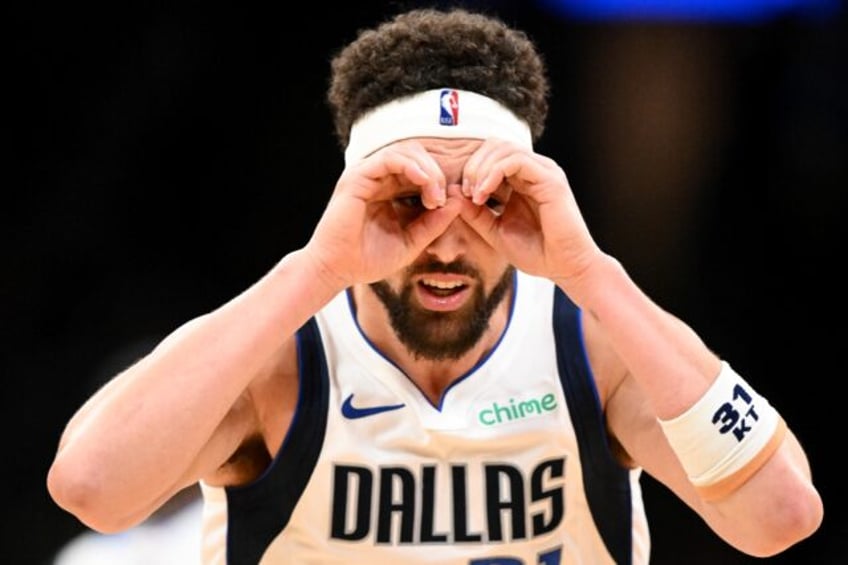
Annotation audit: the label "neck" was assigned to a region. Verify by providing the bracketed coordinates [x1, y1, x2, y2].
[350, 284, 513, 405]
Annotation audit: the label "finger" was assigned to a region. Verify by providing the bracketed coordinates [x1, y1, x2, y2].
[457, 194, 500, 249]
[461, 139, 510, 199]
[369, 142, 446, 209]
[471, 152, 523, 206]
[475, 151, 564, 207]
[403, 195, 462, 251]
[464, 139, 539, 206]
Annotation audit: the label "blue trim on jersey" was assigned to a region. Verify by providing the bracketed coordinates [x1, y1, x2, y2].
[224, 318, 330, 565]
[552, 287, 634, 565]
[344, 269, 519, 412]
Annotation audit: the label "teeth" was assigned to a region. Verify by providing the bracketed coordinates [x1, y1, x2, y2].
[422, 279, 464, 290]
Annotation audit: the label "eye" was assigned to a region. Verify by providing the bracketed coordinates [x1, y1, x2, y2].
[485, 196, 505, 216]
[392, 194, 427, 223]
[395, 194, 424, 209]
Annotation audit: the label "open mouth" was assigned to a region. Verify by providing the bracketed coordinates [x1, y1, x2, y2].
[415, 277, 471, 311]
[420, 278, 466, 296]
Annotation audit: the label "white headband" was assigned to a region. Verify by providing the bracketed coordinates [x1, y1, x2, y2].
[344, 88, 533, 165]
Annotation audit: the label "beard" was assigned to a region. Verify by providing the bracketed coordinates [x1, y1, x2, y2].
[369, 260, 515, 362]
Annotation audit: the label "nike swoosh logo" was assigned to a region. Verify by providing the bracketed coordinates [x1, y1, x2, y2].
[341, 394, 405, 419]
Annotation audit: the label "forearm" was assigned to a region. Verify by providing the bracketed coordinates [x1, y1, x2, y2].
[558, 253, 720, 419]
[578, 254, 823, 553]
[48, 249, 343, 528]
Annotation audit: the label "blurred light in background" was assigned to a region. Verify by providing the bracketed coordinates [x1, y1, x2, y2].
[535, 0, 842, 22]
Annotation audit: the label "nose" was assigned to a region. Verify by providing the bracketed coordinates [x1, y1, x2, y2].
[424, 217, 470, 264]
[424, 184, 471, 263]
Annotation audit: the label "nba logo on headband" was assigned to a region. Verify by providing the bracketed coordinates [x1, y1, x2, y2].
[344, 88, 532, 164]
[439, 89, 459, 126]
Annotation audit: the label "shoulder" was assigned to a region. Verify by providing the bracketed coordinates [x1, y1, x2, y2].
[578, 308, 627, 411]
[250, 335, 300, 464]
[579, 310, 643, 468]
[542, 280, 626, 413]
[546, 286, 637, 468]
[519, 274, 625, 407]
[204, 334, 301, 488]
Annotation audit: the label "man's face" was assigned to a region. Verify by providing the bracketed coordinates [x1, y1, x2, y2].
[369, 138, 514, 361]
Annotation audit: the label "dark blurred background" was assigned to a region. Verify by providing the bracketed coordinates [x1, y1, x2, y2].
[7, 0, 846, 563]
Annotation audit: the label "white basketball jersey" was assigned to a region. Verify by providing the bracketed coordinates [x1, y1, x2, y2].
[200, 271, 650, 564]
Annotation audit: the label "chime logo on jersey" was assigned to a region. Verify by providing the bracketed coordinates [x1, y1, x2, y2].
[330, 457, 566, 545]
[439, 89, 459, 125]
[477, 392, 559, 427]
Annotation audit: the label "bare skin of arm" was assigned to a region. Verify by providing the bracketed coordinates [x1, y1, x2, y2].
[458, 138, 823, 557]
[46, 250, 339, 531]
[47, 141, 463, 533]
[585, 308, 821, 557]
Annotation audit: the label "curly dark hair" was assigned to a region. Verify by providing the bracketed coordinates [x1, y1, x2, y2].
[327, 7, 550, 150]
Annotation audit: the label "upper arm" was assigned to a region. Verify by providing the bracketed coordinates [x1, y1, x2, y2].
[581, 311, 700, 504]
[198, 334, 300, 489]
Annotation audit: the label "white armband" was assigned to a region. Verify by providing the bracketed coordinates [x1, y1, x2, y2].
[658, 361, 786, 501]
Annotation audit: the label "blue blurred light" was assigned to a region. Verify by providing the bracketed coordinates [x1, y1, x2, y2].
[535, 0, 842, 22]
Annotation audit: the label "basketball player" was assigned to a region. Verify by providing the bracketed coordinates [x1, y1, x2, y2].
[47, 8, 823, 564]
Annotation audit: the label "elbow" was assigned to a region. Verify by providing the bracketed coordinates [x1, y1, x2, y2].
[47, 456, 135, 534]
[767, 489, 824, 556]
[741, 484, 824, 558]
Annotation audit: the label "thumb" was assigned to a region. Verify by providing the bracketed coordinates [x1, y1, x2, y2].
[403, 196, 462, 252]
[458, 196, 500, 250]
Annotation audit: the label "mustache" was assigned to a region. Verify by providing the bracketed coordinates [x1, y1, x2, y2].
[407, 258, 478, 278]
